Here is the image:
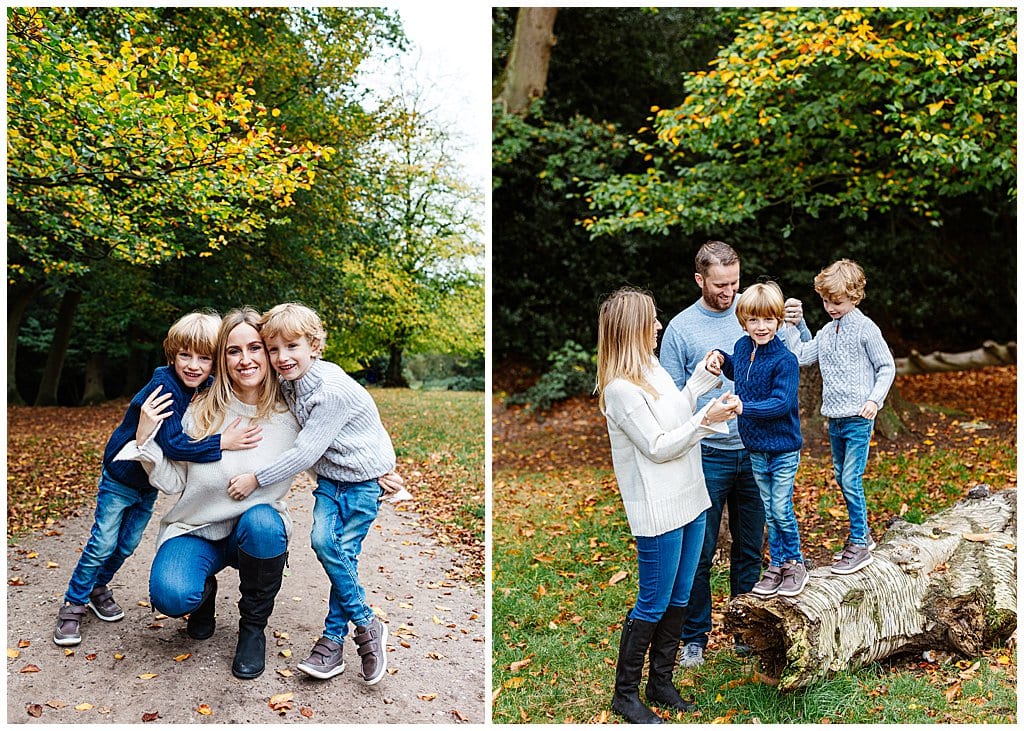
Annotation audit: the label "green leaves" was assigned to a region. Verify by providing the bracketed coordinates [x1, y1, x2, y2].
[585, 7, 1017, 236]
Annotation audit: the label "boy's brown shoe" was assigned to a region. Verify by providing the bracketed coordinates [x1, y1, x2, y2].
[751, 565, 784, 598]
[353, 618, 388, 685]
[88, 584, 125, 622]
[296, 637, 345, 679]
[54, 604, 88, 646]
[831, 543, 873, 575]
[777, 561, 809, 597]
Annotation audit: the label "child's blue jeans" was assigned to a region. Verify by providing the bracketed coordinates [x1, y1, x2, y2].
[149, 503, 287, 617]
[64, 470, 158, 605]
[629, 512, 706, 624]
[749, 450, 803, 565]
[310, 477, 382, 643]
[828, 416, 875, 546]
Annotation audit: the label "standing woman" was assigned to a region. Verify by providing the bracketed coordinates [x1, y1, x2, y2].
[117, 307, 299, 679]
[596, 288, 738, 724]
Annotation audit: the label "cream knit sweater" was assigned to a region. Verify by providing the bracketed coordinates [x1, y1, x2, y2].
[603, 360, 726, 537]
[116, 396, 301, 550]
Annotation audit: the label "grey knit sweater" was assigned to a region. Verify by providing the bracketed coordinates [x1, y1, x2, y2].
[785, 307, 896, 418]
[254, 359, 397, 487]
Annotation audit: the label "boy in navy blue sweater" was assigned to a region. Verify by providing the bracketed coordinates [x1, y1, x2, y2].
[54, 311, 261, 647]
[710, 282, 808, 598]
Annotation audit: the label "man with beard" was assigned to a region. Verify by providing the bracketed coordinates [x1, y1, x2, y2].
[659, 240, 809, 667]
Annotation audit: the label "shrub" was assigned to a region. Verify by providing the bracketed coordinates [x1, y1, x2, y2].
[506, 340, 595, 413]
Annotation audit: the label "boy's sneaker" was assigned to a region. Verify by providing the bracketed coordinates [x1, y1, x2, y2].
[87, 585, 125, 622]
[678, 642, 704, 668]
[777, 561, 809, 597]
[831, 543, 874, 575]
[832, 535, 877, 560]
[296, 637, 346, 679]
[353, 618, 388, 685]
[751, 565, 785, 598]
[54, 604, 88, 646]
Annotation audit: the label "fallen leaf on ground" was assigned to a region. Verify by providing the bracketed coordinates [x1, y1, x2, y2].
[173, 654, 191, 662]
[18, 639, 30, 648]
[609, 570, 628, 586]
[138, 673, 158, 680]
[142, 711, 160, 722]
[452, 708, 469, 722]
[418, 693, 438, 701]
[26, 704, 43, 718]
[196, 704, 213, 716]
[276, 668, 293, 677]
[268, 692, 294, 711]
[300, 707, 314, 718]
[7, 649, 19, 659]
[20, 664, 40, 673]
[46, 700, 67, 708]
[75, 703, 93, 711]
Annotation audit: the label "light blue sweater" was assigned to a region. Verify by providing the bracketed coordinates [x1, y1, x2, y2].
[784, 307, 896, 418]
[660, 297, 809, 450]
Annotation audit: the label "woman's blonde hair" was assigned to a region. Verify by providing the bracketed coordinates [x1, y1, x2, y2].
[596, 287, 660, 412]
[735, 282, 785, 327]
[189, 307, 287, 439]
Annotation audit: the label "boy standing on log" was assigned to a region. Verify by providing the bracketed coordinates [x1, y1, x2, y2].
[784, 259, 896, 574]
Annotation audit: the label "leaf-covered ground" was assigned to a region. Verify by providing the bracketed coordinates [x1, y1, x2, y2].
[7, 389, 484, 582]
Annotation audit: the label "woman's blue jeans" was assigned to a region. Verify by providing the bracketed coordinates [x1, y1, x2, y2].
[310, 477, 382, 643]
[628, 513, 706, 624]
[149, 503, 287, 617]
[64, 471, 158, 605]
[828, 416, 875, 546]
[749, 450, 803, 565]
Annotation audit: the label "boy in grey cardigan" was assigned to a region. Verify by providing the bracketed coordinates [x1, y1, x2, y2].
[228, 303, 402, 685]
[784, 259, 895, 574]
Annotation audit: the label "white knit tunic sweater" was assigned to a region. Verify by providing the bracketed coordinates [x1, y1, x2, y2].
[602, 360, 726, 537]
[116, 396, 301, 550]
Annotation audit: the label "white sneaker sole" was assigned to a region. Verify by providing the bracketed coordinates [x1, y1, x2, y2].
[87, 601, 124, 622]
[360, 622, 388, 685]
[52, 634, 81, 647]
[831, 555, 874, 575]
[297, 658, 346, 680]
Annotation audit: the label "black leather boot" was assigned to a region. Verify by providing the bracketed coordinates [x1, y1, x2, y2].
[232, 549, 287, 679]
[646, 605, 696, 712]
[186, 575, 217, 640]
[611, 615, 663, 724]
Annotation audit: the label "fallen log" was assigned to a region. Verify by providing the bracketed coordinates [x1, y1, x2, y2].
[896, 341, 1016, 375]
[726, 487, 1016, 690]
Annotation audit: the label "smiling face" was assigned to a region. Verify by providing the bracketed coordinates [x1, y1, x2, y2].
[223, 322, 267, 402]
[696, 262, 740, 312]
[173, 349, 213, 389]
[742, 314, 780, 346]
[264, 332, 319, 382]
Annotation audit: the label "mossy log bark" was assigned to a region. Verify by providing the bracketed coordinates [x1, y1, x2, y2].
[725, 488, 1017, 690]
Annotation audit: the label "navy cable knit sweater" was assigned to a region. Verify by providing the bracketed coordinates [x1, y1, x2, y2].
[720, 335, 802, 454]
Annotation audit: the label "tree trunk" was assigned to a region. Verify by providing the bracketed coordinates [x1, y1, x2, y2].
[726, 487, 1016, 690]
[493, 7, 558, 116]
[80, 352, 107, 405]
[34, 288, 82, 406]
[7, 281, 44, 405]
[895, 340, 1016, 374]
[385, 342, 408, 388]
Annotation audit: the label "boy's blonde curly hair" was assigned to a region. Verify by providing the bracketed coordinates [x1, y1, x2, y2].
[260, 302, 327, 354]
[814, 259, 866, 304]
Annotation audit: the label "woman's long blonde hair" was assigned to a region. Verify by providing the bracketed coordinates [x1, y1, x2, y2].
[189, 307, 288, 439]
[596, 287, 660, 412]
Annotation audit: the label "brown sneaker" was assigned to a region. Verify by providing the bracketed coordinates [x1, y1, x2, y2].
[353, 618, 388, 685]
[54, 604, 88, 646]
[88, 584, 125, 621]
[751, 565, 784, 598]
[777, 561, 809, 597]
[831, 543, 873, 575]
[296, 637, 345, 679]
[832, 535, 877, 560]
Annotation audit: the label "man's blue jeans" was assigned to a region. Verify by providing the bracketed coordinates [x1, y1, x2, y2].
[828, 416, 875, 546]
[749, 450, 803, 565]
[629, 513, 706, 623]
[149, 504, 287, 617]
[64, 471, 158, 605]
[681, 446, 765, 648]
[310, 477, 382, 643]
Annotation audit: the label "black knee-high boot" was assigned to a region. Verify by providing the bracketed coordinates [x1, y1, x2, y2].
[186, 575, 217, 640]
[611, 616, 663, 724]
[232, 549, 287, 679]
[646, 605, 696, 712]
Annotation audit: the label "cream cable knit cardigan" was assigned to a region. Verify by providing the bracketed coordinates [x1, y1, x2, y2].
[115, 396, 301, 550]
[602, 359, 725, 537]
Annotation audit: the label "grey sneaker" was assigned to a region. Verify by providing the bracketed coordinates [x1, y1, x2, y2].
[87, 584, 124, 622]
[832, 535, 877, 560]
[54, 604, 88, 646]
[297, 637, 346, 679]
[777, 561, 809, 597]
[831, 542, 874, 575]
[353, 618, 389, 685]
[677, 642, 704, 668]
[751, 565, 785, 597]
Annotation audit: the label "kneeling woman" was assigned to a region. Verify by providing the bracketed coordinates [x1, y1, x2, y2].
[118, 307, 299, 679]
[596, 288, 738, 723]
